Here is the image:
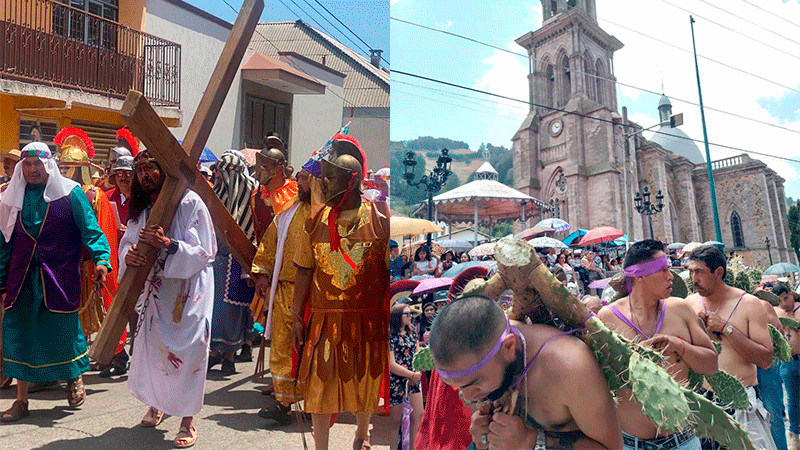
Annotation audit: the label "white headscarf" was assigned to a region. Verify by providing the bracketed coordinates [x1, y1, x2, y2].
[0, 142, 79, 242]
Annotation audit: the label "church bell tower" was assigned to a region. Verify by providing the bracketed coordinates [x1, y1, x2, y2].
[512, 0, 626, 229]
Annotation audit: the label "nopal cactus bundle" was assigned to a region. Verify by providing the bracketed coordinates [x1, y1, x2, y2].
[459, 238, 754, 449]
[769, 324, 792, 362]
[413, 346, 434, 372]
[781, 316, 800, 330]
[705, 370, 749, 410]
[629, 353, 691, 432]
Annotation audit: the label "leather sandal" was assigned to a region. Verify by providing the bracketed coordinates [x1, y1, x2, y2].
[66, 376, 85, 408]
[173, 424, 197, 448]
[140, 407, 164, 427]
[258, 402, 292, 424]
[0, 400, 29, 423]
[353, 435, 371, 450]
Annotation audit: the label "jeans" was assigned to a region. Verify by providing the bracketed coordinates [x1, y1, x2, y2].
[781, 358, 800, 435]
[758, 363, 787, 450]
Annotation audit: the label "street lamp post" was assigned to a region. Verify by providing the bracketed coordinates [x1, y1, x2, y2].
[765, 237, 773, 266]
[403, 148, 452, 250]
[634, 186, 665, 240]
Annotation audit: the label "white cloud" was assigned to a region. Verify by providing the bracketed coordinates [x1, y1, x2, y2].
[434, 20, 453, 29]
[473, 42, 530, 122]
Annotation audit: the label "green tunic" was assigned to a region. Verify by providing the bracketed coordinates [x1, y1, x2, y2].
[1, 184, 111, 383]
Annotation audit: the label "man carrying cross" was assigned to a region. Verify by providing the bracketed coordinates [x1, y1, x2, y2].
[0, 143, 111, 422]
[121, 150, 216, 448]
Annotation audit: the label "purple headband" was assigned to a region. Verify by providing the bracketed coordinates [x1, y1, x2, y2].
[624, 254, 671, 291]
[437, 316, 520, 380]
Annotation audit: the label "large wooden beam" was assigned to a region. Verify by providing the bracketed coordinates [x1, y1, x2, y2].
[89, 0, 264, 364]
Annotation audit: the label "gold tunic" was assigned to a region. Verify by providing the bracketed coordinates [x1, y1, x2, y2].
[294, 201, 390, 414]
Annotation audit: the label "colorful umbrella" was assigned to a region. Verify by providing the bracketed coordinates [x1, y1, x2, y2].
[562, 229, 588, 246]
[666, 242, 686, 250]
[528, 236, 569, 249]
[514, 226, 555, 240]
[535, 218, 571, 232]
[589, 276, 613, 289]
[239, 148, 260, 167]
[578, 226, 625, 247]
[683, 242, 702, 253]
[435, 238, 473, 253]
[411, 277, 454, 297]
[440, 261, 495, 279]
[764, 263, 800, 275]
[469, 242, 496, 258]
[391, 216, 443, 238]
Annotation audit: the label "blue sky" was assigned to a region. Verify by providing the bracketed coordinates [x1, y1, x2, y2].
[390, 0, 800, 199]
[183, 0, 389, 66]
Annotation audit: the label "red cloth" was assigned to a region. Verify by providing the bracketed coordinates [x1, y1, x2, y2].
[415, 369, 473, 450]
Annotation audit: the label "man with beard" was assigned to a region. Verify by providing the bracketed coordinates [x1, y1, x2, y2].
[0, 143, 111, 421]
[121, 150, 216, 448]
[429, 295, 622, 449]
[774, 283, 800, 448]
[686, 245, 776, 450]
[598, 239, 717, 449]
[251, 151, 311, 424]
[291, 135, 389, 450]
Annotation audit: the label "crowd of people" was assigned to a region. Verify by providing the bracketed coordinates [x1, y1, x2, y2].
[0, 129, 391, 450]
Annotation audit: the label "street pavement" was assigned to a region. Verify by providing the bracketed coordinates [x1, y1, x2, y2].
[0, 349, 394, 449]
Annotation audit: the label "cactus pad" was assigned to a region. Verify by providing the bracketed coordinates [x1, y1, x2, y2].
[413, 346, 435, 372]
[754, 290, 781, 307]
[629, 353, 691, 432]
[705, 370, 749, 410]
[685, 369, 704, 391]
[670, 269, 688, 298]
[713, 342, 722, 355]
[780, 316, 800, 330]
[684, 389, 755, 450]
[769, 324, 792, 362]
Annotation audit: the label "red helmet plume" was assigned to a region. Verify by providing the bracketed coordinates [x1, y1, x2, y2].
[116, 127, 139, 156]
[54, 126, 94, 159]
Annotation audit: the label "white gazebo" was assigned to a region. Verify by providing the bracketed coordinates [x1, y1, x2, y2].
[415, 162, 548, 246]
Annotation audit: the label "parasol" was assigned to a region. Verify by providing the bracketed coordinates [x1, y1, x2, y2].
[666, 242, 686, 250]
[391, 216, 443, 238]
[589, 277, 613, 289]
[412, 277, 454, 297]
[440, 261, 495, 278]
[528, 236, 569, 249]
[683, 242, 702, 253]
[764, 263, 800, 275]
[515, 226, 555, 240]
[535, 218, 571, 233]
[562, 229, 588, 246]
[469, 242, 496, 258]
[435, 238, 473, 253]
[578, 226, 625, 247]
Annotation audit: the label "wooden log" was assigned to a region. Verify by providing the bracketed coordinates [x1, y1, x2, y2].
[89, 0, 264, 364]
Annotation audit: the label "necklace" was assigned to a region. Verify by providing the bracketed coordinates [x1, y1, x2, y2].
[629, 298, 661, 339]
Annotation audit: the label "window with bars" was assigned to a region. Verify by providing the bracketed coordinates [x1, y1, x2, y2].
[18, 119, 59, 154]
[731, 211, 745, 248]
[53, 0, 119, 49]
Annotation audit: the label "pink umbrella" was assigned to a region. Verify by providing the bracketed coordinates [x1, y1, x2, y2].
[239, 148, 260, 167]
[412, 277, 454, 297]
[588, 276, 613, 289]
[578, 226, 625, 247]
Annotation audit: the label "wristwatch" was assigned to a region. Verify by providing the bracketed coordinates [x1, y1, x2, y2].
[166, 239, 179, 255]
[723, 325, 734, 337]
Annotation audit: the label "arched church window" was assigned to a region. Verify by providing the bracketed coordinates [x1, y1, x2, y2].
[551, 0, 558, 16]
[584, 57, 594, 101]
[558, 54, 571, 107]
[595, 59, 604, 105]
[731, 211, 744, 248]
[545, 63, 555, 108]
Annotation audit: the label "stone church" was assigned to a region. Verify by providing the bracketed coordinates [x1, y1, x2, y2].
[511, 0, 796, 267]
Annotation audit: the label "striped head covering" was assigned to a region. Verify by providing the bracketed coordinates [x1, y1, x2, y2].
[212, 149, 257, 243]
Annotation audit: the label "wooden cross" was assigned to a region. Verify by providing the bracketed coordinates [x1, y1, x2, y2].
[90, 0, 264, 364]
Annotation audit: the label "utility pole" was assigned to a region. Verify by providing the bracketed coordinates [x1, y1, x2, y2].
[690, 16, 722, 242]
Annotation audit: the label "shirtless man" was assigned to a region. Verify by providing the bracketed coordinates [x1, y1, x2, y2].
[685, 245, 776, 450]
[598, 240, 717, 450]
[756, 284, 789, 450]
[774, 283, 800, 448]
[429, 295, 622, 449]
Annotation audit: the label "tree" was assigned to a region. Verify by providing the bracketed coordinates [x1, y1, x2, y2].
[789, 202, 800, 262]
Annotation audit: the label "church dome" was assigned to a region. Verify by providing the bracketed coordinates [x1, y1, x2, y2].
[650, 94, 704, 165]
[650, 126, 705, 165]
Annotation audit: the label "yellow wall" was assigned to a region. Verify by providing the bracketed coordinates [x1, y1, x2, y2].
[119, 0, 147, 32]
[0, 93, 125, 152]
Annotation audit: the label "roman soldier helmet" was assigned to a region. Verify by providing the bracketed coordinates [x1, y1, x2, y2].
[54, 126, 98, 185]
[115, 127, 139, 156]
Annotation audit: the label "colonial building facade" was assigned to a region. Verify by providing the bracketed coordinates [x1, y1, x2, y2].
[511, 0, 795, 267]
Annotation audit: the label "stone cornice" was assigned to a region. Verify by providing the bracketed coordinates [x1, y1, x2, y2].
[516, 8, 623, 54]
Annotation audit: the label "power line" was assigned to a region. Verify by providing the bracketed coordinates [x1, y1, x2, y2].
[737, 0, 800, 33]
[391, 69, 800, 166]
[292, 0, 373, 58]
[658, 0, 800, 63]
[312, 0, 390, 66]
[697, 0, 800, 49]
[392, 16, 800, 137]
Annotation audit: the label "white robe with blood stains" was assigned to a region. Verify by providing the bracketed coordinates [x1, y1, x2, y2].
[120, 189, 217, 417]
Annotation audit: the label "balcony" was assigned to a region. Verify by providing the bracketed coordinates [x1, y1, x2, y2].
[1, 0, 181, 107]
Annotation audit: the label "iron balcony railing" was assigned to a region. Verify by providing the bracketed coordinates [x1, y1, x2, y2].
[1, 0, 181, 107]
